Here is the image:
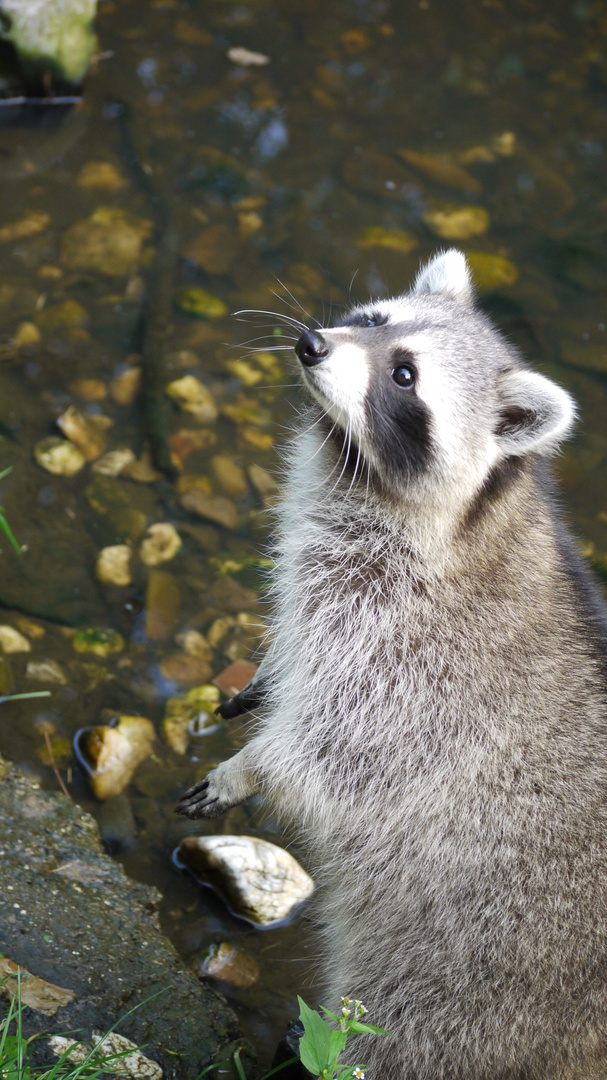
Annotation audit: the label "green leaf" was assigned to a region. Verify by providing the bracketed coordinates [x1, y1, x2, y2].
[347, 1021, 391, 1036]
[328, 1029, 347, 1063]
[319, 1006, 341, 1024]
[0, 511, 21, 557]
[297, 997, 332, 1076]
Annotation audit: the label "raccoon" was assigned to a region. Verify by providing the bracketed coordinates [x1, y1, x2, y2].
[177, 251, 607, 1080]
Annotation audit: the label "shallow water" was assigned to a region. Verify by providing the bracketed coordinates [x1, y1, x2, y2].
[0, 0, 606, 1065]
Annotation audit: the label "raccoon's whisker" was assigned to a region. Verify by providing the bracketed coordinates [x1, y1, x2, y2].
[233, 309, 308, 333]
[271, 277, 320, 329]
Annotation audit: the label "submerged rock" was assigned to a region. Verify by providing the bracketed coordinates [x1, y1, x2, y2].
[0, 625, 31, 654]
[61, 208, 153, 278]
[466, 251, 518, 290]
[200, 942, 259, 989]
[96, 545, 132, 587]
[76, 161, 126, 192]
[211, 456, 248, 498]
[76, 714, 155, 800]
[423, 205, 489, 240]
[355, 226, 418, 253]
[162, 683, 221, 754]
[180, 490, 239, 530]
[57, 405, 110, 462]
[399, 149, 481, 193]
[178, 835, 314, 927]
[145, 570, 180, 641]
[25, 659, 67, 685]
[175, 288, 228, 320]
[140, 523, 182, 567]
[159, 654, 212, 686]
[34, 435, 86, 477]
[72, 627, 124, 657]
[165, 376, 218, 423]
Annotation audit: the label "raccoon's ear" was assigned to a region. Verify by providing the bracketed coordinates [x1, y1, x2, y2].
[495, 369, 576, 456]
[412, 249, 473, 304]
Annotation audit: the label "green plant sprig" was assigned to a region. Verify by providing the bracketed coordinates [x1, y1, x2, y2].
[0, 468, 21, 558]
[297, 997, 390, 1080]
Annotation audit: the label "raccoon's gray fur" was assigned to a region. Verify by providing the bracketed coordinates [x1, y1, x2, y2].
[178, 251, 607, 1080]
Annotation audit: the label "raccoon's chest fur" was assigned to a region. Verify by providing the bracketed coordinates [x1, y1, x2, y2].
[257, 461, 606, 851]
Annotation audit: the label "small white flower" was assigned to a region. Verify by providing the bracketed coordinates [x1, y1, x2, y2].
[341, 996, 351, 1005]
[341, 1007, 350, 1018]
[353, 1069, 365, 1079]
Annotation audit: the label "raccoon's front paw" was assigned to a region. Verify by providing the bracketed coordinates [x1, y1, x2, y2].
[175, 767, 237, 820]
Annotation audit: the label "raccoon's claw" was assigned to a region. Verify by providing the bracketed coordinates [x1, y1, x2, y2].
[175, 771, 230, 819]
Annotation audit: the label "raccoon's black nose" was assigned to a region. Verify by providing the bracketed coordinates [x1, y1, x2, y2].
[296, 329, 329, 367]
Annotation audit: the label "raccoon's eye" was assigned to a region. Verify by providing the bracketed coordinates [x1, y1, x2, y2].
[391, 365, 415, 388]
[364, 316, 378, 328]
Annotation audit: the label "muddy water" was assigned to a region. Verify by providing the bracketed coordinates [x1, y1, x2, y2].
[0, 0, 606, 1066]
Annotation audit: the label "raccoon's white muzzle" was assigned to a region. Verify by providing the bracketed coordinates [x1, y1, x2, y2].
[295, 328, 369, 434]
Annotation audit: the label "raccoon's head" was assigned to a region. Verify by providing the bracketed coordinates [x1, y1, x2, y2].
[294, 250, 575, 510]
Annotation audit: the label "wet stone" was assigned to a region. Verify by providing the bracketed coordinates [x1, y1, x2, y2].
[466, 252, 518, 290]
[110, 366, 143, 406]
[0, 212, 50, 244]
[181, 490, 239, 530]
[162, 684, 221, 754]
[200, 942, 259, 989]
[175, 630, 213, 662]
[96, 792, 137, 854]
[178, 835, 315, 927]
[165, 377, 218, 423]
[423, 205, 489, 240]
[34, 437, 87, 477]
[92, 448, 137, 477]
[211, 456, 248, 498]
[96, 544, 132, 587]
[355, 226, 418, 253]
[159, 654, 213, 685]
[213, 660, 258, 697]
[76, 715, 156, 800]
[176, 288, 228, 320]
[0, 625, 31, 654]
[25, 659, 67, 685]
[76, 162, 127, 192]
[145, 570, 181, 641]
[182, 225, 240, 276]
[57, 405, 110, 462]
[36, 299, 89, 332]
[13, 321, 41, 347]
[69, 378, 108, 402]
[399, 149, 481, 193]
[72, 628, 125, 657]
[61, 208, 153, 278]
[248, 463, 278, 500]
[140, 523, 182, 567]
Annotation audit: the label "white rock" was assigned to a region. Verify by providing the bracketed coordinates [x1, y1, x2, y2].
[49, 1031, 162, 1080]
[165, 376, 218, 423]
[0, 626, 31, 654]
[140, 523, 182, 567]
[92, 448, 136, 476]
[227, 46, 270, 66]
[178, 834, 314, 926]
[34, 436, 86, 477]
[96, 545, 132, 587]
[26, 660, 67, 685]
